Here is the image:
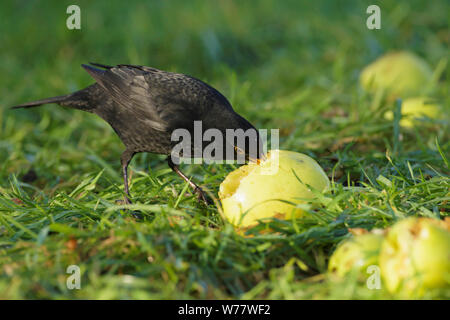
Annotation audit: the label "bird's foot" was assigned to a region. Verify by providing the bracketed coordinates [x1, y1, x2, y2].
[124, 196, 132, 205]
[115, 197, 141, 218]
[115, 196, 132, 205]
[194, 186, 209, 206]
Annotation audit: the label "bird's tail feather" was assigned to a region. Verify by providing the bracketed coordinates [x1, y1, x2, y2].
[10, 94, 73, 109]
[12, 63, 111, 110]
[10, 84, 96, 111]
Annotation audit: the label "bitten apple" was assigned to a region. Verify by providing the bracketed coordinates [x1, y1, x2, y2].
[218, 150, 330, 228]
[379, 217, 450, 298]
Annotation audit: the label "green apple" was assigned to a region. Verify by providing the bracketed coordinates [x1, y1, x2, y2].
[384, 97, 441, 128]
[328, 233, 384, 278]
[218, 150, 330, 228]
[379, 218, 450, 298]
[360, 51, 433, 98]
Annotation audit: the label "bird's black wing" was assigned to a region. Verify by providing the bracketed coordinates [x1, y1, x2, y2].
[82, 64, 233, 132]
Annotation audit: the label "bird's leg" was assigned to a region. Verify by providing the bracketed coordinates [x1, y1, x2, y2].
[120, 149, 135, 204]
[167, 157, 208, 205]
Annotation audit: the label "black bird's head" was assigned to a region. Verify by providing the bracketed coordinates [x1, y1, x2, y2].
[200, 84, 266, 164]
[230, 113, 266, 164]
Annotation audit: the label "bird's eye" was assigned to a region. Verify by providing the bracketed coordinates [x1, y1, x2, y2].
[234, 146, 245, 155]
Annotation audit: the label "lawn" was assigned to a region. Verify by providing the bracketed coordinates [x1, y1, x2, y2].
[0, 0, 448, 299]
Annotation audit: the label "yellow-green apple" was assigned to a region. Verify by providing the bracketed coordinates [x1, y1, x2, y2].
[384, 97, 441, 128]
[379, 217, 450, 298]
[328, 233, 384, 278]
[218, 150, 330, 228]
[360, 51, 432, 98]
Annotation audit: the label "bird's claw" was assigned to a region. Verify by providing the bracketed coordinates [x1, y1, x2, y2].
[115, 196, 132, 205]
[194, 186, 209, 206]
[115, 197, 141, 218]
[124, 196, 132, 205]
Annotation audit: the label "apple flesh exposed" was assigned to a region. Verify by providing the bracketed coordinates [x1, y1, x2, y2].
[379, 218, 450, 298]
[219, 150, 330, 228]
[328, 233, 384, 278]
[384, 97, 441, 128]
[360, 51, 432, 98]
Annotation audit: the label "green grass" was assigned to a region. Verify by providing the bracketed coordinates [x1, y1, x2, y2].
[0, 0, 449, 299]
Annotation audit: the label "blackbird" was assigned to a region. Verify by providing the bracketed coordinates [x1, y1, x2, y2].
[12, 63, 263, 204]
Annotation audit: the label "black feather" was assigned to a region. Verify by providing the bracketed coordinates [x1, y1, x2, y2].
[89, 62, 113, 69]
[10, 95, 70, 109]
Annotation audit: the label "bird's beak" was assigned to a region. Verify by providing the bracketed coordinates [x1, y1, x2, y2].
[253, 152, 267, 165]
[234, 146, 267, 165]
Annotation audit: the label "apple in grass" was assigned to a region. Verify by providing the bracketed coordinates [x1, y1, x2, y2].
[379, 217, 450, 298]
[218, 150, 330, 228]
[328, 233, 385, 278]
[360, 51, 433, 98]
[384, 97, 441, 128]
